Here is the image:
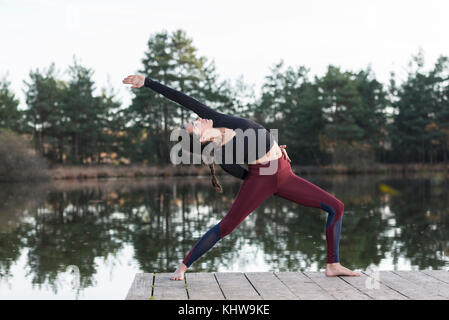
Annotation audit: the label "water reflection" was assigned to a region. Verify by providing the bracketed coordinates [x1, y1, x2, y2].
[0, 173, 448, 299]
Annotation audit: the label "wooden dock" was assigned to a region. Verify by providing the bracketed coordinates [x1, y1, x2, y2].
[125, 270, 449, 300]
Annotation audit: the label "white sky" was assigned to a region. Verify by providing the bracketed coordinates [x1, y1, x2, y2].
[1, 0, 448, 110]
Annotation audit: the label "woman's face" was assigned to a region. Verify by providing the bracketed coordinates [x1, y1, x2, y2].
[185, 117, 213, 138]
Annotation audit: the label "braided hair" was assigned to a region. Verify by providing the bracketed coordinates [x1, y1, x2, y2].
[178, 132, 223, 193]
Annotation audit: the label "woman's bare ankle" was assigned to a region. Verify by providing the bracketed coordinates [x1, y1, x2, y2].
[170, 263, 188, 281]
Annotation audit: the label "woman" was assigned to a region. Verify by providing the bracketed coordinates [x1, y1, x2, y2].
[122, 74, 360, 280]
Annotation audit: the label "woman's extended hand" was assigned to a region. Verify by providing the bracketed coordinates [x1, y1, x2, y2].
[280, 145, 291, 162]
[122, 75, 145, 88]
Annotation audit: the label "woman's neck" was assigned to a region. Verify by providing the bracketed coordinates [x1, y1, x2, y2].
[204, 127, 235, 146]
[216, 127, 235, 146]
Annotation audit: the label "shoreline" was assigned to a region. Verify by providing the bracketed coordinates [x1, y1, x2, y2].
[42, 162, 449, 180]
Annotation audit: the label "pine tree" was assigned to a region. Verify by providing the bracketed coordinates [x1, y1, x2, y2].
[0, 74, 22, 132]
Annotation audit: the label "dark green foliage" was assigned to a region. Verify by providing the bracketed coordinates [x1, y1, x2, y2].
[2, 31, 449, 168]
[388, 49, 449, 164]
[0, 74, 22, 132]
[126, 29, 238, 165]
[21, 57, 121, 165]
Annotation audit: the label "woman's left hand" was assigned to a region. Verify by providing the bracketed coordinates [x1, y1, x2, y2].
[280, 145, 291, 162]
[122, 75, 145, 88]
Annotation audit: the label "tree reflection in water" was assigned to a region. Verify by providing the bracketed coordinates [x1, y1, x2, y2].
[0, 173, 448, 297]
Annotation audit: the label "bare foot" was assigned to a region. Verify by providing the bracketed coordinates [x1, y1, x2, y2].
[325, 262, 360, 277]
[170, 263, 187, 281]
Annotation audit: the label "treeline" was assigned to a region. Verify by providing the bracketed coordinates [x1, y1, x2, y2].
[1, 29, 449, 168]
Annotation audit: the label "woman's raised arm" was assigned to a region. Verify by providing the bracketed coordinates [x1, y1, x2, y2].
[123, 74, 225, 122]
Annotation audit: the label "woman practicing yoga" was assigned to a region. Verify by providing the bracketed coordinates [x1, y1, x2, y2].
[123, 74, 360, 280]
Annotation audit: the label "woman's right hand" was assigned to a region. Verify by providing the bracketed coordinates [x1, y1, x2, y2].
[122, 75, 145, 88]
[280, 145, 291, 162]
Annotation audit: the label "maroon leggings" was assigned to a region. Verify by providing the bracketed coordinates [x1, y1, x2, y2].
[183, 153, 345, 267]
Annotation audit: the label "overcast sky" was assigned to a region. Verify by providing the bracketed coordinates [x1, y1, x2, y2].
[1, 0, 448, 110]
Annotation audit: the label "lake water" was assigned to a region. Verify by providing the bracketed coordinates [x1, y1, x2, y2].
[0, 173, 448, 299]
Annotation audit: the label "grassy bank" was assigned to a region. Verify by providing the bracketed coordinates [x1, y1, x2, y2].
[44, 162, 449, 180]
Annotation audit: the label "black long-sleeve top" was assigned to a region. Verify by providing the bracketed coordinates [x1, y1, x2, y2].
[144, 77, 275, 179]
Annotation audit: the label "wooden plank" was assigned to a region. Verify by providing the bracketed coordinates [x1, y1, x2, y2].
[303, 272, 371, 300]
[340, 271, 407, 300]
[274, 272, 335, 300]
[244, 272, 297, 300]
[214, 272, 261, 300]
[125, 273, 153, 300]
[127, 271, 449, 300]
[185, 273, 225, 300]
[366, 271, 446, 300]
[392, 271, 449, 299]
[153, 272, 188, 300]
[421, 270, 449, 283]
